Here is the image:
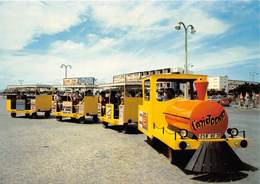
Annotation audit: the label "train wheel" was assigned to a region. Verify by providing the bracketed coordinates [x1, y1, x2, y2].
[31, 113, 38, 119]
[25, 113, 30, 118]
[102, 122, 108, 128]
[122, 123, 128, 134]
[11, 112, 16, 118]
[70, 117, 76, 121]
[56, 116, 62, 121]
[79, 117, 86, 124]
[44, 111, 50, 118]
[93, 115, 98, 122]
[146, 136, 154, 146]
[168, 147, 173, 163]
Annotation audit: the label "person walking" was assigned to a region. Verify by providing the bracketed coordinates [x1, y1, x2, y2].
[245, 92, 250, 109]
[239, 93, 244, 107]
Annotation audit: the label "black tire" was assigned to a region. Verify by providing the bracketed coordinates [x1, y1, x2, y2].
[122, 123, 128, 133]
[25, 113, 30, 118]
[102, 122, 108, 128]
[31, 112, 37, 119]
[70, 117, 76, 121]
[93, 115, 98, 122]
[146, 136, 154, 146]
[45, 111, 50, 118]
[56, 116, 62, 121]
[168, 147, 173, 163]
[11, 112, 16, 118]
[79, 117, 86, 124]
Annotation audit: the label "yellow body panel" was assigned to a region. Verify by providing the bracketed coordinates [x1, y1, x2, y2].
[98, 97, 142, 126]
[6, 95, 52, 115]
[138, 74, 247, 150]
[82, 96, 98, 115]
[52, 96, 98, 119]
[34, 95, 52, 112]
[6, 99, 11, 112]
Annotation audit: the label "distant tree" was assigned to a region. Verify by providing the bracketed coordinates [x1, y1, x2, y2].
[233, 83, 260, 97]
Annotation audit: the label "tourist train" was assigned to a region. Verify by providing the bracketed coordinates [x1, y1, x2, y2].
[5, 73, 248, 173]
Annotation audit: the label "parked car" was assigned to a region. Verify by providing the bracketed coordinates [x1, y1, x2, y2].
[208, 95, 230, 106]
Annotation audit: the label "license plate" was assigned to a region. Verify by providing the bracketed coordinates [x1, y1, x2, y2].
[198, 133, 222, 139]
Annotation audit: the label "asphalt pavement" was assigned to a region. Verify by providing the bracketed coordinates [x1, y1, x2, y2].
[0, 97, 259, 184]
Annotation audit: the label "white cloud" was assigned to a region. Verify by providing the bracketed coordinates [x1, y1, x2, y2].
[0, 1, 88, 50]
[0, 39, 183, 88]
[0, 1, 257, 89]
[90, 1, 230, 41]
[2, 38, 258, 89]
[192, 47, 260, 70]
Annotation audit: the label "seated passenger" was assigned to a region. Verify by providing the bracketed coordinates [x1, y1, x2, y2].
[16, 91, 22, 99]
[100, 91, 107, 116]
[162, 88, 175, 101]
[73, 91, 81, 105]
[54, 91, 62, 111]
[157, 91, 164, 101]
[85, 90, 93, 96]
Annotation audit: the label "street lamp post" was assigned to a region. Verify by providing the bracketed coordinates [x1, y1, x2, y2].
[175, 22, 196, 74]
[175, 22, 196, 98]
[61, 64, 72, 79]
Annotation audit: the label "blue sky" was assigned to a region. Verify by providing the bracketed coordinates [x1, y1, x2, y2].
[0, 1, 259, 89]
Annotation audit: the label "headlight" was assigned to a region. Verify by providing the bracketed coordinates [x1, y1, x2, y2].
[180, 129, 188, 137]
[227, 128, 239, 136]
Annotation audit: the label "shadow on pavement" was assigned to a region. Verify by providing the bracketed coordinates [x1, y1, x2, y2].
[108, 124, 142, 134]
[145, 137, 258, 182]
[14, 115, 55, 120]
[191, 172, 248, 182]
[56, 118, 100, 125]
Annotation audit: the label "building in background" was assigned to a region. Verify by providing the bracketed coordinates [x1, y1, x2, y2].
[208, 76, 229, 92]
[113, 67, 186, 83]
[63, 77, 96, 86]
[228, 79, 259, 91]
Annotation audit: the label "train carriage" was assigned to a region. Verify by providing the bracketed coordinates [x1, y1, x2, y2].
[98, 82, 142, 131]
[52, 88, 98, 123]
[5, 85, 53, 118]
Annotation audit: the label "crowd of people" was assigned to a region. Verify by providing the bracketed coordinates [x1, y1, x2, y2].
[156, 88, 185, 101]
[238, 92, 259, 109]
[53, 90, 94, 112]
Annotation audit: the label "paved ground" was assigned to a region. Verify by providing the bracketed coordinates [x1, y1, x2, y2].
[0, 97, 259, 184]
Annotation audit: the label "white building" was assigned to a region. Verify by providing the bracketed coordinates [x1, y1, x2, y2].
[113, 67, 186, 83]
[208, 76, 229, 92]
[228, 79, 259, 90]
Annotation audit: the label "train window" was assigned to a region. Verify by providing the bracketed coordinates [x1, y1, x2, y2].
[144, 80, 150, 101]
[156, 79, 195, 101]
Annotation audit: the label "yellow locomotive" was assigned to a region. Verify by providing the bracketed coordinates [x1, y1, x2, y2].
[138, 74, 247, 173]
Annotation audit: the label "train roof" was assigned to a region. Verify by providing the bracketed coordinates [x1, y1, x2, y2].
[142, 73, 208, 81]
[98, 81, 142, 88]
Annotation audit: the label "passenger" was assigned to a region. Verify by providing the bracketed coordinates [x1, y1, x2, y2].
[116, 92, 121, 105]
[175, 89, 183, 98]
[20, 92, 27, 99]
[162, 88, 175, 101]
[100, 91, 107, 116]
[110, 91, 117, 104]
[54, 91, 62, 112]
[85, 90, 93, 96]
[16, 91, 22, 99]
[157, 91, 164, 101]
[73, 91, 81, 105]
[54, 91, 61, 102]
